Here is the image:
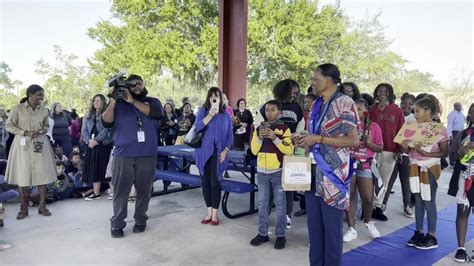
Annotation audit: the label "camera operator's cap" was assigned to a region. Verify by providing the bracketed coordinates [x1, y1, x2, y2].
[126, 74, 143, 82]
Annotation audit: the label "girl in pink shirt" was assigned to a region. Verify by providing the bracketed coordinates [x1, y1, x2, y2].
[344, 99, 384, 242]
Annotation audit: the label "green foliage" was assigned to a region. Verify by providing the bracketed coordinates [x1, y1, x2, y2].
[87, 0, 219, 88]
[0, 62, 22, 109]
[0, 61, 13, 89]
[5, 1, 463, 115]
[87, 0, 418, 110]
[39, 45, 93, 114]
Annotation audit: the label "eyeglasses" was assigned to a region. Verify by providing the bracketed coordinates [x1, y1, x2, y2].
[128, 80, 143, 87]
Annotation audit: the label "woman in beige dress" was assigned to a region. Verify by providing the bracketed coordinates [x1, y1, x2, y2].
[5, 84, 57, 219]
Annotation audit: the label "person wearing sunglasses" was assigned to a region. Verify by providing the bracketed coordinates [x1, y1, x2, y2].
[103, 74, 163, 238]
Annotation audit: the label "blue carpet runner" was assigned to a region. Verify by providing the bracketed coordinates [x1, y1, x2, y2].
[342, 205, 474, 266]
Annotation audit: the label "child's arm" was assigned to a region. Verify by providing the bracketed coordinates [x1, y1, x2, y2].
[414, 141, 449, 158]
[366, 140, 383, 153]
[250, 127, 263, 156]
[366, 123, 383, 153]
[400, 140, 411, 154]
[267, 127, 293, 155]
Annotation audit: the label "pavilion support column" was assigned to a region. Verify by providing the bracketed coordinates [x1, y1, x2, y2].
[218, 0, 248, 108]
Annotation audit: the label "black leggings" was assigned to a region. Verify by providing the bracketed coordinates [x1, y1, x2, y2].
[202, 149, 221, 209]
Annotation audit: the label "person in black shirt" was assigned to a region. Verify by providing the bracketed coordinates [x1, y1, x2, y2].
[255, 79, 304, 134]
[174, 102, 196, 145]
[233, 98, 254, 151]
[160, 103, 178, 146]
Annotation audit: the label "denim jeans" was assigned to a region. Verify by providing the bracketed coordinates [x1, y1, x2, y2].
[0, 190, 19, 202]
[414, 170, 438, 233]
[257, 171, 286, 237]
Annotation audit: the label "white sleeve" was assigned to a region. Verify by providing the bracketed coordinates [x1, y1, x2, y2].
[295, 118, 305, 134]
[447, 112, 453, 137]
[253, 108, 264, 128]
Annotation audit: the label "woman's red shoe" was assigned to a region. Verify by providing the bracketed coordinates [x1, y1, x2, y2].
[201, 218, 212, 224]
[211, 220, 219, 226]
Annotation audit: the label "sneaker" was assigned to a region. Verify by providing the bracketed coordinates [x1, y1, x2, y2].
[85, 193, 101, 201]
[365, 221, 380, 239]
[415, 234, 438, 250]
[343, 227, 358, 242]
[133, 223, 146, 233]
[454, 248, 469, 263]
[286, 215, 292, 229]
[0, 243, 11, 251]
[108, 193, 113, 200]
[407, 230, 424, 247]
[294, 209, 306, 217]
[403, 206, 414, 218]
[111, 228, 124, 238]
[250, 234, 269, 246]
[274, 237, 287, 250]
[372, 207, 388, 221]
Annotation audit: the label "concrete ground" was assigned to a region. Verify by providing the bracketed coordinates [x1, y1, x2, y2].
[0, 166, 467, 265]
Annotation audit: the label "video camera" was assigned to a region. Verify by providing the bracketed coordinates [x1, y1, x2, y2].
[106, 71, 136, 101]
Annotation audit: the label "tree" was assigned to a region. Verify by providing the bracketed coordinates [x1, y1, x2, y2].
[87, 0, 219, 90]
[87, 0, 444, 110]
[391, 69, 443, 97]
[0, 62, 19, 109]
[34, 58, 51, 86]
[12, 80, 23, 101]
[0, 61, 13, 92]
[40, 45, 92, 112]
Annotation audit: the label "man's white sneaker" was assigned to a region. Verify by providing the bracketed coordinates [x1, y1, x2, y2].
[343, 227, 358, 242]
[286, 215, 292, 229]
[365, 221, 381, 239]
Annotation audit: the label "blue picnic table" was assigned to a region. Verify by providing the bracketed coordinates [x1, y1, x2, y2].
[154, 145, 257, 219]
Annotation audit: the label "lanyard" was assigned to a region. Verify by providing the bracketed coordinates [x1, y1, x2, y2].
[132, 104, 143, 131]
[310, 91, 338, 135]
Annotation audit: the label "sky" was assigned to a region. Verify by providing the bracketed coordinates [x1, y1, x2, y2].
[0, 0, 473, 91]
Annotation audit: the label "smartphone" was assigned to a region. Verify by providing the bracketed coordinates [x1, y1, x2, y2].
[261, 121, 271, 129]
[211, 98, 219, 112]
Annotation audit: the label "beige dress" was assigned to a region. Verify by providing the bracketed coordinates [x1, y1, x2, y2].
[5, 102, 57, 186]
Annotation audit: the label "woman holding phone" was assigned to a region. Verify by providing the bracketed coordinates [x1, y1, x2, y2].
[194, 87, 234, 225]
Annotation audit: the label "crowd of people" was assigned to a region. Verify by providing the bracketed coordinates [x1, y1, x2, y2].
[0, 64, 473, 265]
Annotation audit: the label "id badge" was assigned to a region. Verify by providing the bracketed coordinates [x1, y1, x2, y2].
[137, 131, 145, 142]
[20, 138, 26, 146]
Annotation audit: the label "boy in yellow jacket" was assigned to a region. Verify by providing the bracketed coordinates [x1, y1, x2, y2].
[249, 100, 293, 249]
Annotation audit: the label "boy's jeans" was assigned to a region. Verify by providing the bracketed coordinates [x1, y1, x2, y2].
[257, 171, 286, 237]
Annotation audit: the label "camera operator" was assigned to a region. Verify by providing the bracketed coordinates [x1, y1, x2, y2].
[102, 74, 163, 238]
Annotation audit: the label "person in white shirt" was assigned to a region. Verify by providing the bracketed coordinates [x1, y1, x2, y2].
[448, 102, 466, 165]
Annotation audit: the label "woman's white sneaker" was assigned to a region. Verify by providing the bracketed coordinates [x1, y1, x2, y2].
[343, 227, 358, 242]
[365, 221, 381, 239]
